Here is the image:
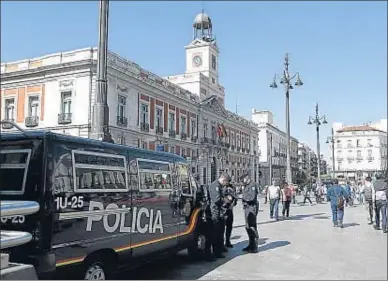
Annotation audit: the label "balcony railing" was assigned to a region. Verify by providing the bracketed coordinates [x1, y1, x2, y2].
[356, 156, 363, 160]
[347, 156, 354, 160]
[140, 122, 149, 132]
[169, 130, 176, 138]
[116, 116, 128, 127]
[180, 132, 187, 140]
[25, 116, 39, 127]
[367, 156, 374, 161]
[200, 137, 209, 144]
[155, 126, 164, 135]
[1, 118, 14, 129]
[191, 135, 198, 142]
[58, 113, 72, 124]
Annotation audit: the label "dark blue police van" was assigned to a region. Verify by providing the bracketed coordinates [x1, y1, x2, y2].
[0, 131, 205, 280]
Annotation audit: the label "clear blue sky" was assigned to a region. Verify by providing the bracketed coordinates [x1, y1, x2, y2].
[1, 1, 387, 158]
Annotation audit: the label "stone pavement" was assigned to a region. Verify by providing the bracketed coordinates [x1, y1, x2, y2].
[122, 197, 388, 280]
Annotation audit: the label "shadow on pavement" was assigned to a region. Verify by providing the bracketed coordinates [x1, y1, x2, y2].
[119, 240, 250, 280]
[341, 222, 360, 228]
[117, 237, 286, 280]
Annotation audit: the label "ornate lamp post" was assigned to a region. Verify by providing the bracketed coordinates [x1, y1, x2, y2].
[326, 127, 336, 179]
[270, 53, 303, 184]
[308, 103, 327, 186]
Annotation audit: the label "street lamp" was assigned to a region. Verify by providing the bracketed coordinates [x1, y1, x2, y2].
[91, 0, 113, 143]
[270, 53, 303, 184]
[307, 103, 327, 186]
[326, 128, 336, 179]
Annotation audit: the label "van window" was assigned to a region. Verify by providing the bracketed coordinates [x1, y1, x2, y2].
[0, 149, 31, 195]
[72, 150, 128, 193]
[137, 159, 172, 192]
[176, 163, 192, 195]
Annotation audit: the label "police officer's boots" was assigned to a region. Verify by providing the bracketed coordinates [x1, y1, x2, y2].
[225, 239, 233, 248]
[249, 238, 259, 253]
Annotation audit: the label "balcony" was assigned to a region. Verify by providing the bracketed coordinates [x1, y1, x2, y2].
[367, 156, 374, 161]
[337, 156, 344, 161]
[347, 156, 354, 160]
[25, 116, 39, 127]
[236, 146, 241, 152]
[169, 130, 176, 138]
[356, 156, 363, 160]
[200, 137, 209, 144]
[1, 118, 14, 129]
[140, 122, 149, 132]
[116, 116, 128, 127]
[155, 126, 164, 135]
[180, 132, 187, 140]
[191, 135, 198, 142]
[58, 113, 72, 124]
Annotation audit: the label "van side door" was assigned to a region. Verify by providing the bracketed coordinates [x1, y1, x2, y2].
[130, 159, 178, 260]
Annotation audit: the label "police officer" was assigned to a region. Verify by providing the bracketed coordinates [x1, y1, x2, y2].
[240, 172, 259, 253]
[208, 172, 230, 258]
[223, 181, 238, 248]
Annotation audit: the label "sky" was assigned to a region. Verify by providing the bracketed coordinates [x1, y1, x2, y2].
[1, 1, 387, 159]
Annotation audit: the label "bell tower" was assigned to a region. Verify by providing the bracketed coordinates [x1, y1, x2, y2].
[185, 11, 219, 84]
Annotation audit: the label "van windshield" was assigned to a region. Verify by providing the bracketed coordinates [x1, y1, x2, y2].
[0, 149, 31, 195]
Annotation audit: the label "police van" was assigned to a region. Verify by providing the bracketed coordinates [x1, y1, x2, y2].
[0, 130, 205, 280]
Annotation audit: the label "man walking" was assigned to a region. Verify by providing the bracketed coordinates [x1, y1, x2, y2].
[363, 177, 374, 225]
[267, 180, 281, 220]
[208, 173, 230, 259]
[281, 182, 292, 219]
[373, 174, 388, 233]
[302, 186, 313, 205]
[327, 178, 349, 228]
[241, 173, 259, 253]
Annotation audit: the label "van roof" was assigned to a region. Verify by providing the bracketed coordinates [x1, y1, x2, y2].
[0, 130, 186, 162]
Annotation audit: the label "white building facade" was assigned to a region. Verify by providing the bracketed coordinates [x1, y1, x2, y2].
[252, 110, 299, 185]
[329, 121, 388, 180]
[0, 12, 259, 185]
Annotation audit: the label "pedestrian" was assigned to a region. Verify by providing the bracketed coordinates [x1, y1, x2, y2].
[302, 186, 313, 205]
[267, 180, 281, 220]
[326, 178, 350, 228]
[363, 176, 374, 225]
[372, 174, 387, 233]
[289, 184, 297, 204]
[358, 182, 365, 206]
[240, 173, 259, 253]
[264, 185, 268, 204]
[281, 182, 292, 219]
[208, 172, 230, 259]
[223, 182, 238, 248]
[345, 182, 353, 207]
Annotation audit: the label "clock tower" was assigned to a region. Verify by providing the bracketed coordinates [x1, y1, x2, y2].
[185, 11, 219, 84]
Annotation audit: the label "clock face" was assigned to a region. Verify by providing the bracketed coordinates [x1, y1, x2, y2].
[193, 55, 202, 67]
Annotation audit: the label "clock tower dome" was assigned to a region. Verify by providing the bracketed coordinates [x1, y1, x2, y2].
[185, 11, 219, 84]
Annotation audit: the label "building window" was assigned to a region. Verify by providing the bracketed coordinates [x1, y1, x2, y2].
[200, 88, 207, 96]
[180, 116, 187, 134]
[61, 91, 72, 114]
[367, 139, 372, 147]
[357, 150, 361, 157]
[203, 123, 208, 137]
[356, 139, 361, 148]
[27, 96, 39, 117]
[156, 107, 163, 128]
[169, 146, 175, 154]
[211, 55, 216, 70]
[212, 77, 216, 84]
[368, 149, 372, 156]
[211, 126, 216, 140]
[117, 95, 126, 119]
[168, 112, 175, 131]
[181, 148, 186, 158]
[140, 104, 149, 124]
[191, 119, 196, 137]
[4, 98, 15, 120]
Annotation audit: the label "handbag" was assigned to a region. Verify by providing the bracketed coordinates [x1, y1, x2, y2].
[334, 187, 344, 210]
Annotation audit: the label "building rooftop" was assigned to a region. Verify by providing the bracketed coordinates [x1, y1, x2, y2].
[337, 125, 386, 134]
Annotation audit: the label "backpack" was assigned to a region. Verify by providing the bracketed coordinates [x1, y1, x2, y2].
[334, 187, 344, 210]
[284, 187, 292, 200]
[364, 185, 373, 201]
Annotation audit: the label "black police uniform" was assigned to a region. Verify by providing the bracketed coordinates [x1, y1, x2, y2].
[208, 179, 225, 257]
[223, 184, 237, 248]
[241, 179, 259, 253]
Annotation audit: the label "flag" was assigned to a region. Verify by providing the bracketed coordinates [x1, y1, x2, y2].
[221, 124, 228, 137]
[217, 125, 223, 137]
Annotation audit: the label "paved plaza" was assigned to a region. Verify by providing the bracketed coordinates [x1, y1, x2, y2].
[122, 197, 387, 280]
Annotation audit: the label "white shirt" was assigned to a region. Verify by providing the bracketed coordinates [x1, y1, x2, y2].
[267, 185, 280, 200]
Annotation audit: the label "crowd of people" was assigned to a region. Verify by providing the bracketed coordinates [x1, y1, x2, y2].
[195, 172, 387, 261]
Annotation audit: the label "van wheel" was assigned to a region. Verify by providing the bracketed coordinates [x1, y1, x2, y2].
[187, 228, 207, 260]
[82, 259, 112, 280]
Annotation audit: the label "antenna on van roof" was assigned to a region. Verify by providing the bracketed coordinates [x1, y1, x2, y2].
[0, 120, 29, 136]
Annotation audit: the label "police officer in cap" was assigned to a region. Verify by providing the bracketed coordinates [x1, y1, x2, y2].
[208, 172, 230, 258]
[240, 172, 259, 253]
[222, 178, 238, 248]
